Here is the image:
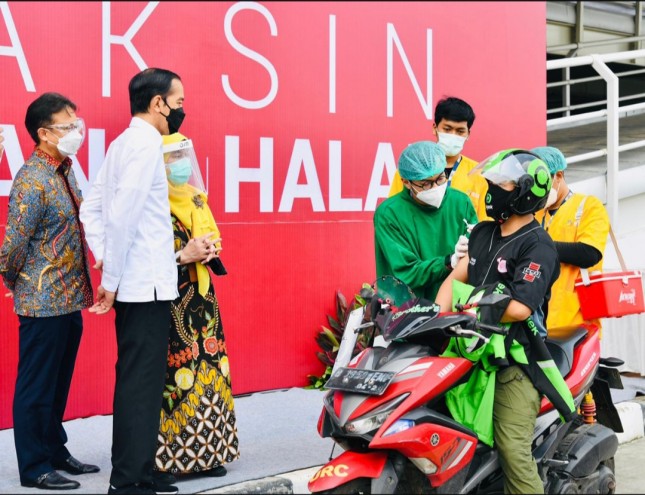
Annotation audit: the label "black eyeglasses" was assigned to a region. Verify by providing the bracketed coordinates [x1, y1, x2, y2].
[410, 174, 447, 190]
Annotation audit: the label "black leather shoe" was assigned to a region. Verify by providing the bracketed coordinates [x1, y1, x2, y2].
[52, 455, 100, 475]
[21, 471, 81, 490]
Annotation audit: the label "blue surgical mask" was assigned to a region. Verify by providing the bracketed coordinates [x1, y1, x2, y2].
[167, 158, 192, 185]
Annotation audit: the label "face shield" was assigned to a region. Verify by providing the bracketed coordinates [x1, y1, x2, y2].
[469, 149, 542, 187]
[162, 138, 206, 194]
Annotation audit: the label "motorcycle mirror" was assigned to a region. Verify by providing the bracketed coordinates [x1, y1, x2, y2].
[478, 293, 512, 308]
[476, 292, 512, 325]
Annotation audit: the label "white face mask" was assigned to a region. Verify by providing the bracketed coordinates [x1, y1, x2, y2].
[544, 179, 561, 209]
[437, 132, 467, 157]
[544, 188, 558, 209]
[415, 182, 448, 208]
[55, 129, 85, 156]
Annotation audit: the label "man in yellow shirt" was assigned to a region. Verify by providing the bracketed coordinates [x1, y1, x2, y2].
[389, 97, 489, 221]
[532, 146, 610, 338]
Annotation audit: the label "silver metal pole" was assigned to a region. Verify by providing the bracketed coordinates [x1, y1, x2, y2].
[591, 56, 619, 227]
[565, 66, 571, 117]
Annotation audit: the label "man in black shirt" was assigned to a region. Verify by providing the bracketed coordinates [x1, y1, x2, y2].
[436, 149, 576, 494]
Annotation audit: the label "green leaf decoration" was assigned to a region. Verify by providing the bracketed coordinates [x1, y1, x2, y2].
[327, 315, 341, 333]
[307, 284, 370, 386]
[321, 327, 340, 347]
[315, 333, 335, 352]
[336, 291, 348, 322]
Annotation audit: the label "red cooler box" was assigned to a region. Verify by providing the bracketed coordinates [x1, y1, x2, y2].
[574, 270, 645, 320]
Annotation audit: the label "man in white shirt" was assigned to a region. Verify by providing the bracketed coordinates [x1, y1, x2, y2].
[80, 68, 186, 495]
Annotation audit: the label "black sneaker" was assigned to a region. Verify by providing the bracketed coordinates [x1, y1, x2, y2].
[108, 484, 155, 494]
[147, 482, 179, 495]
[152, 471, 177, 485]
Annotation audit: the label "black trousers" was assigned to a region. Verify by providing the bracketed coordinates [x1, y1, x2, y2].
[13, 311, 83, 482]
[110, 299, 171, 488]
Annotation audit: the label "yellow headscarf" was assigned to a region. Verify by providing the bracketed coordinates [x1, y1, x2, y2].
[163, 133, 220, 296]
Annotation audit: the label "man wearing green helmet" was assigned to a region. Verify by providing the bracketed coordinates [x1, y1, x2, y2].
[436, 149, 577, 494]
[374, 141, 477, 301]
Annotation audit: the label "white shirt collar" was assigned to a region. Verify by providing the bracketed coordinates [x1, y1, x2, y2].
[129, 116, 163, 140]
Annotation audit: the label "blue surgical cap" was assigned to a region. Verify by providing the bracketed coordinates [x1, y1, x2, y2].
[530, 146, 567, 175]
[398, 141, 447, 181]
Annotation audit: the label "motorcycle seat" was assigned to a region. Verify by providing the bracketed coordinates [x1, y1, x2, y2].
[544, 328, 588, 378]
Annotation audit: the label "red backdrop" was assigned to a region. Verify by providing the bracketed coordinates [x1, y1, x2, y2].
[0, 1, 546, 429]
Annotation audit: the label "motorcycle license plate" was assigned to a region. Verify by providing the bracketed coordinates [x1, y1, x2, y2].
[324, 367, 396, 395]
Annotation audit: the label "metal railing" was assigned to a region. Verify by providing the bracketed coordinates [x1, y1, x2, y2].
[548, 34, 645, 55]
[547, 66, 645, 116]
[546, 48, 645, 226]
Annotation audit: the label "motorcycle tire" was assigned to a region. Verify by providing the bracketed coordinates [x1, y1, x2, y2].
[319, 478, 371, 494]
[598, 457, 616, 494]
[557, 481, 581, 494]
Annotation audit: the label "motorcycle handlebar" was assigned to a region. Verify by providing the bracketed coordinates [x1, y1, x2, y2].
[476, 321, 509, 336]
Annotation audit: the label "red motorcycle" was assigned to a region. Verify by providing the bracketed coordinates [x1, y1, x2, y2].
[309, 276, 624, 494]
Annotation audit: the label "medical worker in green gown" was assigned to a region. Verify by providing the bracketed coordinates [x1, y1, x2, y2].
[374, 141, 477, 301]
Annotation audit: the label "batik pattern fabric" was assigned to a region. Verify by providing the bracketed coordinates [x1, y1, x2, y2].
[0, 148, 93, 316]
[155, 214, 239, 474]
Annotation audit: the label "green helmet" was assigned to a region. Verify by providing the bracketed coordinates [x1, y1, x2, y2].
[473, 148, 552, 215]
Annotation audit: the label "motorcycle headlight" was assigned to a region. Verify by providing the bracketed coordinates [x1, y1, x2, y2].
[344, 394, 409, 435]
[345, 410, 391, 435]
[383, 419, 415, 437]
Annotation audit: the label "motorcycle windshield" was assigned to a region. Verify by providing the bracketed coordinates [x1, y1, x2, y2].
[373, 275, 416, 306]
[381, 298, 441, 341]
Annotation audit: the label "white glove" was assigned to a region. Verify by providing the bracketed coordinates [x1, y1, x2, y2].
[450, 235, 469, 269]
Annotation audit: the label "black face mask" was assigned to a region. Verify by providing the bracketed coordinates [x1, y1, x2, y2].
[485, 182, 516, 224]
[163, 99, 185, 134]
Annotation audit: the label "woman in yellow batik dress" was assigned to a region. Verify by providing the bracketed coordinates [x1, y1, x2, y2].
[154, 133, 239, 478]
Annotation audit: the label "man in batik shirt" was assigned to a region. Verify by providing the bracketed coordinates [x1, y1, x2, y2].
[0, 93, 99, 491]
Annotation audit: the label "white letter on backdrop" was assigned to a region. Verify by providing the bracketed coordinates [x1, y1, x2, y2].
[0, 125, 25, 196]
[225, 135, 274, 213]
[364, 142, 396, 211]
[329, 14, 336, 114]
[71, 129, 106, 197]
[0, 2, 35, 92]
[386, 23, 432, 119]
[222, 2, 278, 109]
[102, 1, 158, 97]
[278, 139, 325, 213]
[329, 141, 361, 212]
